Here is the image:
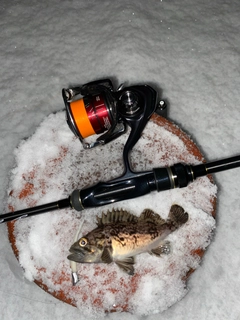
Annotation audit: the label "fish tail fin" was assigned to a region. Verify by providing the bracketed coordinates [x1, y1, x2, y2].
[168, 204, 188, 226]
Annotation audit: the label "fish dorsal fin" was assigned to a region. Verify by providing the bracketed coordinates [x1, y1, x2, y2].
[96, 208, 138, 226]
[139, 209, 165, 224]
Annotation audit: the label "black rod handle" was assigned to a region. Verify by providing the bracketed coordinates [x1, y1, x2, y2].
[70, 155, 240, 209]
[72, 171, 157, 210]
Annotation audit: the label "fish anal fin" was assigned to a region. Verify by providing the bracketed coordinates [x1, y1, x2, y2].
[115, 257, 135, 275]
[150, 241, 171, 256]
[101, 247, 113, 264]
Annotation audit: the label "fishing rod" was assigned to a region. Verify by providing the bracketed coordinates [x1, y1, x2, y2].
[1, 155, 240, 224]
[1, 78, 240, 223]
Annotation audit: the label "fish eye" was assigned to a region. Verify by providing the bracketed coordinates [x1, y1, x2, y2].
[79, 237, 88, 247]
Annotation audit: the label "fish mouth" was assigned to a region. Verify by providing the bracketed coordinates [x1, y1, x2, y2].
[67, 249, 85, 262]
[68, 241, 102, 263]
[67, 252, 85, 262]
[69, 246, 82, 254]
[67, 243, 86, 262]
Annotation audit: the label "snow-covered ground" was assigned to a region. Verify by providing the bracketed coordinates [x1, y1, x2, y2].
[0, 0, 240, 319]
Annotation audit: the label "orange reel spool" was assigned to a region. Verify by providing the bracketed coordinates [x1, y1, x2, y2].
[69, 94, 113, 139]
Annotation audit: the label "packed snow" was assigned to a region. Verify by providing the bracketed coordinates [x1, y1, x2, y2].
[6, 112, 216, 317]
[0, 0, 240, 319]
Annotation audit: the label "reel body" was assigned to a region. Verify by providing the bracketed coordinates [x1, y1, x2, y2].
[63, 79, 166, 150]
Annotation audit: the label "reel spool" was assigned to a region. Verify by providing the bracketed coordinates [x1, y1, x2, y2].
[67, 93, 113, 138]
[63, 79, 125, 149]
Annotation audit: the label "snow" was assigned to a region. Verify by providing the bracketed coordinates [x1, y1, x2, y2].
[5, 112, 217, 317]
[0, 0, 240, 319]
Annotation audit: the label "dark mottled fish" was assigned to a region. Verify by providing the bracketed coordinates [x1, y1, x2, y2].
[68, 204, 188, 275]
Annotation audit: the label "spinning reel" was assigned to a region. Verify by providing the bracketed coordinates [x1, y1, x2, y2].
[62, 78, 167, 150]
[2, 78, 240, 223]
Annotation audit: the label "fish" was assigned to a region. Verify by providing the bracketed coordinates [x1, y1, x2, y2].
[67, 204, 188, 275]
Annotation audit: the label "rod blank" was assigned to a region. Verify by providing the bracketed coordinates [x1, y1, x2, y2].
[0, 198, 70, 224]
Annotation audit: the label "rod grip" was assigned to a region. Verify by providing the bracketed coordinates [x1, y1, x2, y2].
[70, 189, 84, 211]
[173, 163, 194, 187]
[153, 163, 195, 191]
[153, 167, 173, 191]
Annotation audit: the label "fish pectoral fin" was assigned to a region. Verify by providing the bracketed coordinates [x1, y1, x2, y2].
[101, 247, 113, 264]
[150, 241, 171, 256]
[115, 257, 135, 275]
